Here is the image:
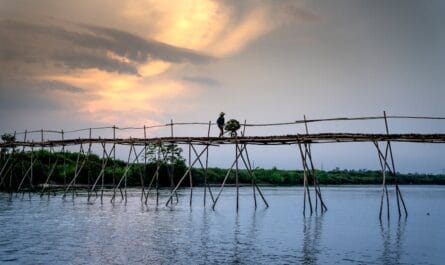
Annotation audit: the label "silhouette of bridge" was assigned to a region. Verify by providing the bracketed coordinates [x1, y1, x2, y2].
[1, 112, 444, 219]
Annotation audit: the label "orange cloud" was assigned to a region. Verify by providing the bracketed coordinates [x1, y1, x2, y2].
[38, 68, 185, 126]
[122, 0, 299, 57]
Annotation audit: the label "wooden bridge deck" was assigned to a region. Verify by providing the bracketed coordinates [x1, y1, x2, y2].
[2, 133, 445, 148]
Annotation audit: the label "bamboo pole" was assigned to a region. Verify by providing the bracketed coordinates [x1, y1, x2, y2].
[190, 144, 215, 204]
[303, 116, 317, 211]
[235, 139, 239, 212]
[0, 150, 13, 186]
[237, 145, 269, 207]
[62, 130, 67, 186]
[17, 147, 37, 192]
[301, 142, 327, 212]
[20, 131, 27, 194]
[165, 145, 209, 206]
[130, 144, 146, 202]
[86, 128, 92, 199]
[112, 126, 116, 187]
[167, 119, 179, 204]
[189, 143, 193, 207]
[100, 141, 106, 203]
[375, 141, 391, 220]
[297, 141, 313, 215]
[241, 120, 258, 209]
[124, 145, 134, 203]
[62, 143, 85, 199]
[111, 145, 145, 203]
[142, 144, 163, 204]
[211, 145, 247, 210]
[89, 142, 114, 202]
[303, 115, 327, 212]
[384, 111, 408, 217]
[384, 111, 400, 216]
[40, 148, 59, 196]
[156, 144, 160, 206]
[204, 121, 211, 206]
[142, 125, 147, 202]
[144, 144, 170, 204]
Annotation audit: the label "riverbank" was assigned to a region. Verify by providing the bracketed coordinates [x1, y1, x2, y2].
[1, 151, 444, 191]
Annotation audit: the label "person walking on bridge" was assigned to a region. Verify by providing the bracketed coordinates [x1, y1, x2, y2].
[217, 112, 225, 137]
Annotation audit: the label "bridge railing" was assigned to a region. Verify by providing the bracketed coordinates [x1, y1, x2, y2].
[3, 114, 445, 143]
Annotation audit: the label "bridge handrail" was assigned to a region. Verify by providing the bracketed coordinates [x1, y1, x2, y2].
[6, 114, 445, 137]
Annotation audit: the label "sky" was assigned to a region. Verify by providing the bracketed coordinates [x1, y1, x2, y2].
[1, 0, 444, 172]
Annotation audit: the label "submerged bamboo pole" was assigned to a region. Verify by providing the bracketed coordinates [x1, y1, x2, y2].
[111, 144, 145, 203]
[165, 145, 209, 206]
[89, 142, 114, 202]
[167, 119, 179, 205]
[125, 145, 136, 202]
[237, 144, 269, 208]
[156, 144, 160, 206]
[20, 131, 27, 194]
[40, 146, 59, 197]
[142, 125, 147, 202]
[375, 141, 390, 220]
[189, 143, 193, 207]
[144, 144, 169, 205]
[384, 111, 408, 217]
[62, 142, 89, 200]
[212, 145, 247, 210]
[190, 144, 215, 204]
[297, 141, 313, 215]
[203, 121, 213, 206]
[303, 116, 327, 213]
[235, 139, 239, 212]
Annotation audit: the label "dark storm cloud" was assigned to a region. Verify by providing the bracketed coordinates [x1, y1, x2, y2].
[0, 20, 212, 76]
[83, 25, 213, 64]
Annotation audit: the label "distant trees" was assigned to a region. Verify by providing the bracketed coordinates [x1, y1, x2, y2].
[145, 143, 185, 165]
[1, 133, 16, 154]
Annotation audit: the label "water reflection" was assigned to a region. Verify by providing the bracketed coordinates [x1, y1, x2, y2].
[1, 187, 443, 265]
[300, 214, 324, 265]
[379, 218, 407, 265]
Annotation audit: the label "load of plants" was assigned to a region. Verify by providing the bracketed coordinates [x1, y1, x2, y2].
[224, 119, 241, 132]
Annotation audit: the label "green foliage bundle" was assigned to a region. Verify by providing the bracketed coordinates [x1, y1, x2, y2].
[224, 119, 240, 132]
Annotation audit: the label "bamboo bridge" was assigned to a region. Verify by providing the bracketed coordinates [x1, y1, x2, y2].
[1, 112, 445, 219]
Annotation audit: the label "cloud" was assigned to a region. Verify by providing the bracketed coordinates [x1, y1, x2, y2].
[0, 19, 212, 77]
[31, 80, 85, 93]
[122, 0, 318, 56]
[0, 1, 319, 128]
[182, 76, 221, 87]
[0, 79, 65, 111]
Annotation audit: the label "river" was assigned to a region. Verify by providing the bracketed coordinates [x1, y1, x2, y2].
[0, 185, 444, 265]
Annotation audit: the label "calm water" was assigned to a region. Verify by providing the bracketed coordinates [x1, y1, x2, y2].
[0, 186, 444, 265]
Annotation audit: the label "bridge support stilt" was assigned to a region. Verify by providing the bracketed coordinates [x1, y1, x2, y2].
[236, 144, 269, 208]
[63, 136, 92, 200]
[190, 143, 215, 206]
[40, 144, 59, 198]
[165, 145, 209, 206]
[89, 142, 114, 203]
[203, 121, 213, 207]
[143, 143, 167, 206]
[111, 144, 145, 203]
[189, 143, 193, 207]
[374, 112, 408, 220]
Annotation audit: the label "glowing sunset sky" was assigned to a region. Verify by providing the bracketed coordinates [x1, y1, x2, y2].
[1, 0, 444, 172]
